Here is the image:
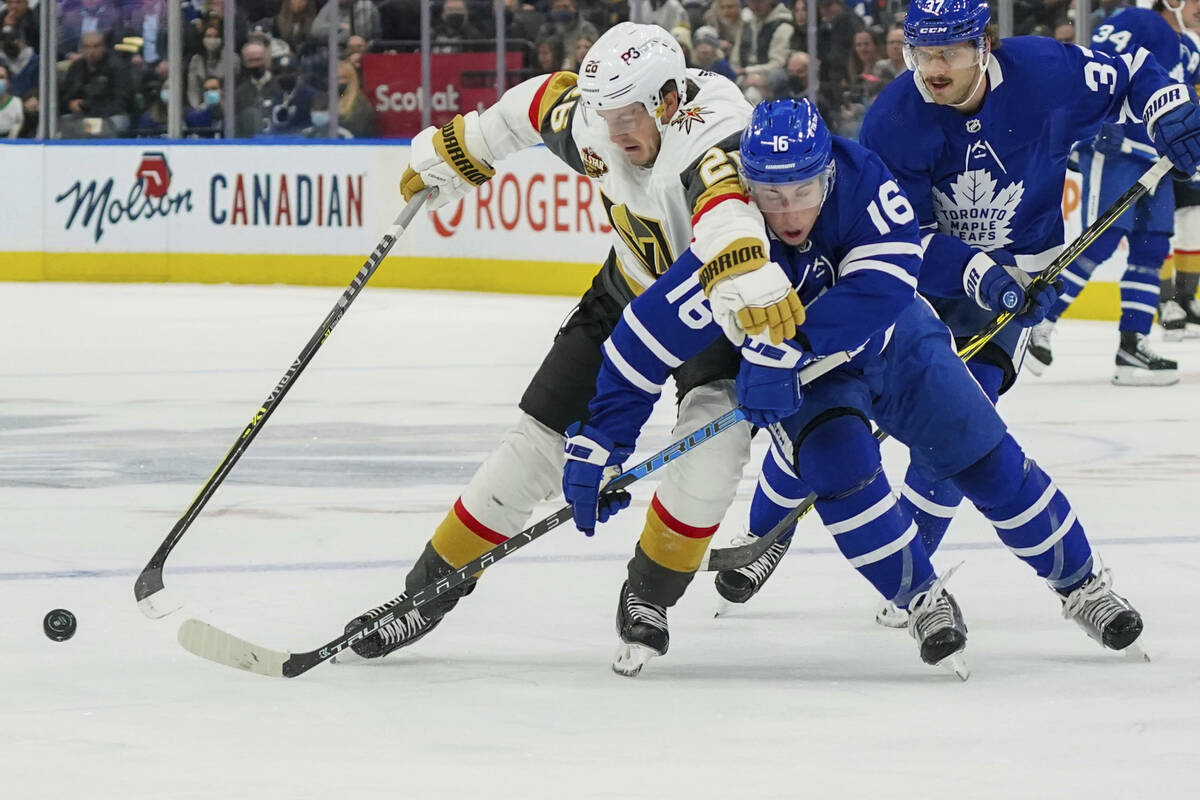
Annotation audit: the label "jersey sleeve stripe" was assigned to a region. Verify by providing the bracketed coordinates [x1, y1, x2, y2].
[527, 71, 579, 132]
[621, 305, 684, 368]
[841, 241, 924, 264]
[839, 258, 919, 288]
[602, 338, 664, 396]
[691, 186, 749, 225]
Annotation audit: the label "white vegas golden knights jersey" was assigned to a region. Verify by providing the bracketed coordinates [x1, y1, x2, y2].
[474, 67, 767, 295]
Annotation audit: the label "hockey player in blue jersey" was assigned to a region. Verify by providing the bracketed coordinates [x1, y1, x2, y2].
[827, 0, 1200, 600]
[1026, 0, 1200, 386]
[561, 99, 1146, 677]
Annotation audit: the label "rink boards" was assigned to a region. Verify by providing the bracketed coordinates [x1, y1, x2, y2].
[0, 139, 1122, 319]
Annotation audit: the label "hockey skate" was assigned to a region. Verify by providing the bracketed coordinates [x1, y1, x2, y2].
[1060, 567, 1147, 660]
[1180, 296, 1200, 337]
[906, 566, 969, 680]
[1112, 331, 1179, 386]
[341, 543, 477, 659]
[1159, 299, 1187, 342]
[874, 599, 910, 629]
[713, 530, 792, 616]
[1024, 319, 1055, 376]
[613, 581, 669, 677]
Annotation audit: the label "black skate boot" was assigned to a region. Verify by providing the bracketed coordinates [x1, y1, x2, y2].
[714, 531, 792, 615]
[1159, 299, 1187, 342]
[1180, 296, 1200, 336]
[907, 566, 969, 680]
[1060, 567, 1146, 657]
[343, 542, 477, 659]
[612, 581, 669, 677]
[1024, 319, 1055, 376]
[1112, 331, 1179, 386]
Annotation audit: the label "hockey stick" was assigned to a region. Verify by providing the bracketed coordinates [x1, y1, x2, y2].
[700, 155, 1176, 572]
[175, 354, 849, 677]
[135, 190, 432, 619]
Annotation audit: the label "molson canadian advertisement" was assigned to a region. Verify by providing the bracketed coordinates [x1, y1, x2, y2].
[0, 141, 1119, 312]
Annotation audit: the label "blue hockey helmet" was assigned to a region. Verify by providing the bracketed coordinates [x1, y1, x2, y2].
[903, 0, 991, 48]
[738, 98, 834, 212]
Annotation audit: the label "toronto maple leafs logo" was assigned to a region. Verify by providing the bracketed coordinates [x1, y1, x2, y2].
[669, 106, 708, 134]
[932, 169, 1024, 251]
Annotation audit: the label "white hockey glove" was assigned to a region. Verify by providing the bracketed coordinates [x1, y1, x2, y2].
[400, 113, 496, 210]
[700, 249, 805, 346]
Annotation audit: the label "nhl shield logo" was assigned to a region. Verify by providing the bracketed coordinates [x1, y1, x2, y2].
[582, 147, 609, 179]
[966, 119, 981, 133]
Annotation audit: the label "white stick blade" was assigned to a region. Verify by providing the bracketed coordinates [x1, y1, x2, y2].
[138, 588, 183, 619]
[177, 619, 288, 678]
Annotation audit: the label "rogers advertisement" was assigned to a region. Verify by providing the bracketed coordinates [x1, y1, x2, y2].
[363, 52, 523, 137]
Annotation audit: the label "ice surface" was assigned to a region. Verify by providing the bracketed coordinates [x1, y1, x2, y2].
[2, 282, 1197, 799]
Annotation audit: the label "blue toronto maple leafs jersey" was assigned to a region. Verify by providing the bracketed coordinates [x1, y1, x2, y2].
[860, 35, 1187, 299]
[585, 138, 921, 447]
[1089, 8, 1198, 156]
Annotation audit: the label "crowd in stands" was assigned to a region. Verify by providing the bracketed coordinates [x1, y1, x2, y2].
[0, 0, 1164, 140]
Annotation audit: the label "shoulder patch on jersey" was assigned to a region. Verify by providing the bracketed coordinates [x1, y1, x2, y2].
[582, 147, 609, 179]
[529, 71, 580, 132]
[669, 106, 709, 134]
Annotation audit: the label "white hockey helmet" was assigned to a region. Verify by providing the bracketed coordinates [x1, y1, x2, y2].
[577, 22, 689, 132]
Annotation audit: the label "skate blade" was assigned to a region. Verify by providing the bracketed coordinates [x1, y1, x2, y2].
[612, 642, 660, 678]
[1162, 328, 1185, 343]
[874, 601, 910, 629]
[714, 596, 732, 618]
[1023, 358, 1049, 377]
[935, 652, 970, 681]
[1112, 366, 1180, 387]
[1122, 640, 1152, 663]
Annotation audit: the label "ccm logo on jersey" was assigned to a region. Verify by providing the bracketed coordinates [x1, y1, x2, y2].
[698, 239, 767, 291]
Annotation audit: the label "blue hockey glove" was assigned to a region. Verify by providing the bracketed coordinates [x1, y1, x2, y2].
[736, 337, 812, 427]
[964, 250, 1059, 328]
[563, 422, 634, 537]
[1153, 101, 1200, 177]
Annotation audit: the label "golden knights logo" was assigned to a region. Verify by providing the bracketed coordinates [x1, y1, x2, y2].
[582, 147, 609, 179]
[669, 106, 708, 134]
[601, 191, 675, 275]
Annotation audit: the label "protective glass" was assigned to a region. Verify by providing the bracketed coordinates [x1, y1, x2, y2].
[746, 171, 829, 212]
[903, 43, 982, 72]
[596, 103, 650, 136]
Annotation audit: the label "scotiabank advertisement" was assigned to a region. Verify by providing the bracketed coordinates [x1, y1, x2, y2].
[362, 52, 524, 138]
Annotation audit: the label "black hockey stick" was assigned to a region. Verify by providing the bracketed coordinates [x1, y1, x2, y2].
[175, 355, 850, 677]
[135, 190, 432, 619]
[700, 155, 1176, 572]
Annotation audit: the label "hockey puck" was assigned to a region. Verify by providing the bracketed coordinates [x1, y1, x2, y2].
[43, 609, 77, 641]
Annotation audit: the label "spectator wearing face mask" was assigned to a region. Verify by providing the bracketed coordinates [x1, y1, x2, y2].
[731, 0, 794, 84]
[185, 74, 224, 136]
[311, 0, 381, 49]
[434, 0, 484, 52]
[60, 31, 135, 136]
[187, 24, 226, 109]
[535, 0, 597, 67]
[691, 25, 737, 83]
[136, 77, 174, 134]
[0, 62, 23, 138]
[234, 40, 280, 136]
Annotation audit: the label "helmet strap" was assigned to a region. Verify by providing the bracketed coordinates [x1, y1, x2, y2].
[1164, 0, 1187, 32]
[946, 45, 990, 111]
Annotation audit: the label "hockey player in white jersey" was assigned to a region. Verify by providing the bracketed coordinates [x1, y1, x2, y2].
[341, 23, 806, 665]
[564, 98, 1146, 677]
[1025, 0, 1200, 385]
